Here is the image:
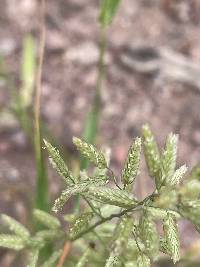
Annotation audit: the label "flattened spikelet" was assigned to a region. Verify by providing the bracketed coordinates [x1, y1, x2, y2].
[122, 137, 142, 186]
[44, 139, 74, 184]
[73, 137, 107, 169]
[142, 124, 160, 179]
[163, 213, 180, 263]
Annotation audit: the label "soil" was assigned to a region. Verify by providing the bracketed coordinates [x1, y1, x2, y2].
[0, 0, 200, 266]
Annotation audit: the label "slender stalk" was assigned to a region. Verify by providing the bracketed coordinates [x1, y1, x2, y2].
[74, 25, 108, 211]
[56, 242, 72, 267]
[71, 194, 154, 241]
[34, 0, 48, 211]
[81, 25, 107, 170]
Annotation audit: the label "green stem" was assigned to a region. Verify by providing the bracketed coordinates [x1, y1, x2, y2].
[71, 193, 154, 241]
[75, 25, 108, 212]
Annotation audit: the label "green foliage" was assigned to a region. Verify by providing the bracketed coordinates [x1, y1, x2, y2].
[99, 0, 121, 26]
[1, 125, 200, 266]
[122, 137, 142, 186]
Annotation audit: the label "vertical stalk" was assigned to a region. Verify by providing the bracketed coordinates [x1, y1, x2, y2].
[74, 26, 108, 213]
[34, 0, 48, 211]
[81, 25, 107, 170]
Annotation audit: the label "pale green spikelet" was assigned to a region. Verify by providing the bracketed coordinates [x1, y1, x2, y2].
[35, 229, 63, 242]
[27, 249, 39, 267]
[157, 133, 178, 190]
[69, 212, 93, 240]
[0, 234, 25, 250]
[73, 137, 107, 169]
[105, 254, 120, 267]
[153, 187, 177, 209]
[137, 253, 151, 267]
[1, 214, 30, 239]
[44, 139, 74, 184]
[142, 124, 160, 179]
[169, 165, 188, 186]
[139, 214, 159, 259]
[76, 247, 90, 267]
[105, 216, 133, 267]
[159, 238, 169, 254]
[33, 209, 61, 229]
[122, 137, 142, 186]
[26, 236, 45, 250]
[163, 213, 180, 263]
[146, 207, 180, 220]
[87, 186, 137, 208]
[41, 250, 62, 267]
[52, 181, 96, 213]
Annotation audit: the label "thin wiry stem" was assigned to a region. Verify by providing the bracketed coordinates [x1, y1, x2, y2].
[70, 193, 154, 241]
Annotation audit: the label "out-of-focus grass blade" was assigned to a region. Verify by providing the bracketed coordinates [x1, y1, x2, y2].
[35, 134, 49, 213]
[80, 91, 101, 170]
[20, 34, 36, 108]
[99, 0, 121, 26]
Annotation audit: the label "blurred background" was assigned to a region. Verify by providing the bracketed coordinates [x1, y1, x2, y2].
[0, 0, 200, 266]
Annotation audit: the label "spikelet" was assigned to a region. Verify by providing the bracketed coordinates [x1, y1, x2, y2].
[105, 254, 120, 267]
[69, 212, 93, 240]
[87, 186, 137, 208]
[1, 214, 30, 239]
[146, 207, 180, 220]
[73, 137, 107, 169]
[139, 214, 159, 259]
[0, 234, 25, 250]
[33, 209, 61, 230]
[157, 133, 178, 190]
[52, 182, 90, 213]
[27, 249, 39, 267]
[44, 139, 74, 184]
[137, 253, 150, 267]
[41, 250, 62, 267]
[169, 165, 187, 186]
[163, 213, 180, 263]
[122, 137, 142, 186]
[76, 247, 90, 267]
[35, 230, 62, 242]
[142, 124, 160, 179]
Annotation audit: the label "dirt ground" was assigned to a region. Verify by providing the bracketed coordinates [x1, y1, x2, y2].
[0, 0, 200, 266]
